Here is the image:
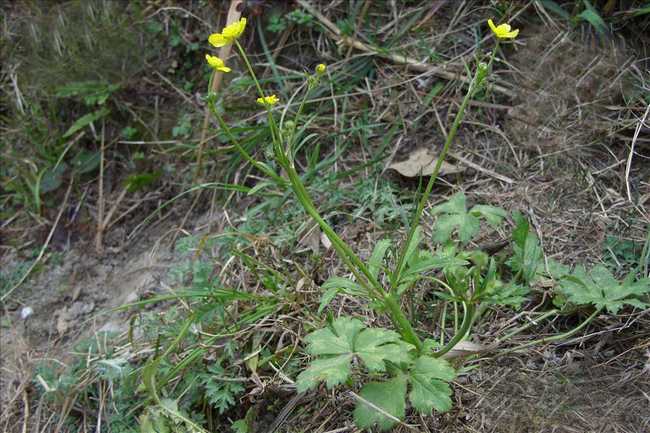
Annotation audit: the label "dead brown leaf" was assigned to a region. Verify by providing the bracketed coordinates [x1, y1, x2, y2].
[388, 147, 464, 177]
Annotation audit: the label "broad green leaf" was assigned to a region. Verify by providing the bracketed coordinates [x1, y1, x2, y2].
[354, 328, 406, 371]
[56, 80, 119, 106]
[297, 317, 410, 392]
[431, 193, 503, 245]
[408, 356, 455, 414]
[295, 355, 351, 392]
[403, 251, 468, 278]
[432, 214, 460, 244]
[63, 108, 110, 138]
[70, 150, 101, 174]
[470, 204, 507, 227]
[431, 192, 466, 215]
[304, 317, 363, 356]
[368, 239, 392, 279]
[40, 163, 67, 194]
[482, 282, 529, 308]
[125, 171, 161, 192]
[457, 213, 480, 244]
[353, 376, 407, 431]
[559, 265, 650, 314]
[231, 420, 249, 433]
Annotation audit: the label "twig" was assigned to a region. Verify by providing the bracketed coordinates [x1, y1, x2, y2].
[1, 178, 74, 303]
[297, 0, 514, 97]
[194, 0, 243, 183]
[625, 103, 650, 202]
[179, 0, 243, 245]
[95, 120, 106, 254]
[447, 151, 515, 184]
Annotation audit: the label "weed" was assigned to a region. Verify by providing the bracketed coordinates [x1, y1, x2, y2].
[197, 15, 650, 430]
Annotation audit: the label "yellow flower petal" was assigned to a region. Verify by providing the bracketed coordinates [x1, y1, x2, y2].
[208, 33, 228, 47]
[205, 54, 231, 73]
[222, 18, 247, 39]
[487, 18, 519, 40]
[208, 18, 247, 47]
[256, 94, 279, 107]
[488, 19, 498, 34]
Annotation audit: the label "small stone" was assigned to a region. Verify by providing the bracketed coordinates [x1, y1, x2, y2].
[20, 307, 34, 320]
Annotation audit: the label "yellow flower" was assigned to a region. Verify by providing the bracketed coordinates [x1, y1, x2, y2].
[256, 94, 279, 107]
[205, 54, 231, 73]
[208, 17, 247, 47]
[315, 63, 327, 75]
[487, 19, 519, 39]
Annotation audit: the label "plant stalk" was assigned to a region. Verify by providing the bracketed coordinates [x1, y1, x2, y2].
[499, 307, 602, 355]
[391, 57, 488, 290]
[433, 301, 475, 358]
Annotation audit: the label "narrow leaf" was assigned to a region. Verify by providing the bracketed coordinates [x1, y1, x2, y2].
[62, 108, 110, 138]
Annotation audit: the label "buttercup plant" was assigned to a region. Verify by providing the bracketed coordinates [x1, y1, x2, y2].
[192, 16, 650, 430]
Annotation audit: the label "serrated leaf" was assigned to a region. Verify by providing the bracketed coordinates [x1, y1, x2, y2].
[470, 204, 507, 227]
[353, 377, 407, 431]
[559, 265, 650, 314]
[295, 355, 351, 392]
[482, 282, 529, 308]
[321, 276, 366, 297]
[431, 193, 499, 245]
[368, 239, 391, 279]
[457, 213, 480, 243]
[432, 214, 459, 243]
[431, 192, 466, 215]
[297, 317, 412, 392]
[354, 328, 403, 371]
[408, 356, 455, 414]
[304, 317, 363, 356]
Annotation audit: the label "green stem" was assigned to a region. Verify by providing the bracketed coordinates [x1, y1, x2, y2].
[207, 101, 285, 185]
[496, 309, 559, 343]
[433, 301, 475, 358]
[391, 56, 489, 290]
[283, 163, 383, 299]
[499, 307, 602, 355]
[235, 41, 266, 99]
[234, 41, 285, 164]
[383, 294, 424, 351]
[233, 39, 423, 352]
